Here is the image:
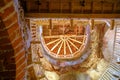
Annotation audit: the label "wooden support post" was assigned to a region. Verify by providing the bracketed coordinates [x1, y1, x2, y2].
[49, 19, 52, 29]
[110, 19, 114, 30]
[91, 19, 94, 30]
[70, 19, 74, 29]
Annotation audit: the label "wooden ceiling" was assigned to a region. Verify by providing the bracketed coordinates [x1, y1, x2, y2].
[20, 0, 120, 14]
[19, 0, 120, 18]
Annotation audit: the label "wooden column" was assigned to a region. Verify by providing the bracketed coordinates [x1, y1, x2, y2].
[110, 19, 115, 30]
[90, 19, 94, 30]
[49, 19, 52, 36]
[70, 19, 73, 28]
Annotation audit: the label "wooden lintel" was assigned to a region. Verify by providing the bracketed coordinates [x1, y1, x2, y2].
[25, 13, 120, 18]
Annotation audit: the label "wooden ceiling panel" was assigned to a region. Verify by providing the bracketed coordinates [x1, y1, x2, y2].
[19, 0, 120, 18]
[50, 3, 60, 9]
[93, 2, 102, 10]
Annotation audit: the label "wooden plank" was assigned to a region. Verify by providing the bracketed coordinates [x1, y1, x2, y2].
[25, 13, 120, 18]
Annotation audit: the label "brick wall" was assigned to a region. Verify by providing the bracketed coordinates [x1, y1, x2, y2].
[0, 0, 27, 80]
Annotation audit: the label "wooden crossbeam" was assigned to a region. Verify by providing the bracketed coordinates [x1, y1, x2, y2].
[25, 13, 120, 18]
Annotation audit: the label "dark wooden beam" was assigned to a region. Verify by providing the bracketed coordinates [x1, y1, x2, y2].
[25, 13, 120, 18]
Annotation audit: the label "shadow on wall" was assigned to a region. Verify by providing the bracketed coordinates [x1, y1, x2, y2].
[0, 17, 16, 79]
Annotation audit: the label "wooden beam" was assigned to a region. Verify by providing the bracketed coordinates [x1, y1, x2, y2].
[91, 19, 94, 30]
[25, 13, 120, 18]
[70, 19, 73, 29]
[110, 19, 115, 30]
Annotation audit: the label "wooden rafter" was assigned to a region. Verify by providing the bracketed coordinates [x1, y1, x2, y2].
[25, 13, 120, 18]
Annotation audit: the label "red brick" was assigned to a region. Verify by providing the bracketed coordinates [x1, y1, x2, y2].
[15, 49, 25, 62]
[16, 70, 25, 80]
[16, 62, 26, 76]
[4, 12, 18, 27]
[5, 63, 16, 70]
[0, 70, 15, 77]
[14, 28, 23, 38]
[0, 16, 6, 30]
[14, 43, 24, 53]
[12, 37, 23, 48]
[0, 30, 8, 37]
[16, 56, 26, 68]
[0, 51, 13, 59]
[9, 32, 16, 42]
[0, 37, 11, 45]
[0, 45, 13, 50]
[0, 1, 5, 7]
[9, 28, 22, 43]
[1, 5, 15, 19]
[7, 22, 19, 35]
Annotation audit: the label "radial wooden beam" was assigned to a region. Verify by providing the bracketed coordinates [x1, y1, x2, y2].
[25, 13, 120, 18]
[68, 39, 78, 50]
[69, 37, 83, 44]
[64, 40, 66, 55]
[66, 40, 73, 54]
[51, 40, 62, 51]
[57, 41, 63, 55]
[46, 39, 60, 45]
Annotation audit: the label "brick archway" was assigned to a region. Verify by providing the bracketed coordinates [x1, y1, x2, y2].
[0, 0, 27, 80]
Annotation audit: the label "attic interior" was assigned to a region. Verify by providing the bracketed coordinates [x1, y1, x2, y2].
[0, 0, 120, 80]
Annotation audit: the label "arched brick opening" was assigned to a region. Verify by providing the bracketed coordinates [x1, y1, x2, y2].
[0, 0, 27, 80]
